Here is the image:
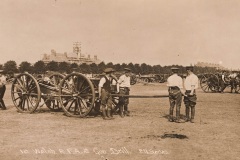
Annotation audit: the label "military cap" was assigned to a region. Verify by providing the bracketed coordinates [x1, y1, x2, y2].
[124, 68, 131, 72]
[104, 68, 115, 73]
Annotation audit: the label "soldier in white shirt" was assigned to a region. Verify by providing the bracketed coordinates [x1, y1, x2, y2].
[117, 68, 131, 117]
[0, 70, 7, 110]
[183, 66, 199, 123]
[167, 67, 185, 123]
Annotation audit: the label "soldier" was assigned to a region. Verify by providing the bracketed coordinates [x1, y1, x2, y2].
[219, 70, 228, 93]
[0, 70, 7, 110]
[98, 68, 115, 120]
[228, 71, 237, 93]
[117, 68, 131, 117]
[167, 67, 185, 123]
[183, 66, 199, 123]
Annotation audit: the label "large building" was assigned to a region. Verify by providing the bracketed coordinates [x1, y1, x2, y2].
[195, 62, 226, 70]
[42, 49, 101, 65]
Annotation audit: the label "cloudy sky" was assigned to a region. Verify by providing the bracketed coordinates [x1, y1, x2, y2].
[1, 0, 240, 69]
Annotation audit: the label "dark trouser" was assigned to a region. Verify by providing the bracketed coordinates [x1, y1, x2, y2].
[184, 90, 197, 120]
[168, 88, 182, 120]
[119, 87, 130, 112]
[230, 79, 236, 92]
[220, 80, 227, 92]
[100, 89, 112, 119]
[0, 85, 6, 109]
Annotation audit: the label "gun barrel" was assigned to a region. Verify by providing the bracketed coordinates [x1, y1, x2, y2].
[111, 94, 169, 98]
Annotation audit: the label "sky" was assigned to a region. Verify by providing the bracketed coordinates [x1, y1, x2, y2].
[1, 0, 240, 69]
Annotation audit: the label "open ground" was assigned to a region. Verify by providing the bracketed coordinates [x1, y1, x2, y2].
[0, 83, 239, 160]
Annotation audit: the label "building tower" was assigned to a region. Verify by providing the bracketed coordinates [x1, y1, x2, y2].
[73, 42, 81, 59]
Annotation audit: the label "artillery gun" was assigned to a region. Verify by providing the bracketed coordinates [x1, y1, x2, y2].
[11, 72, 169, 118]
[199, 73, 240, 93]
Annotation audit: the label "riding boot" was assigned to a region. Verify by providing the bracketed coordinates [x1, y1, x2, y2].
[0, 99, 6, 110]
[168, 107, 174, 122]
[175, 107, 182, 123]
[112, 104, 119, 115]
[124, 105, 130, 116]
[190, 106, 195, 123]
[119, 105, 124, 117]
[185, 106, 190, 122]
[102, 107, 110, 120]
[107, 109, 114, 119]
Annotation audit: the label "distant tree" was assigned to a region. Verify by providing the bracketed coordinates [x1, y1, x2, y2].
[153, 65, 162, 74]
[46, 61, 58, 71]
[140, 63, 149, 74]
[106, 62, 114, 68]
[58, 62, 70, 73]
[127, 63, 135, 73]
[114, 63, 121, 72]
[19, 61, 33, 73]
[98, 62, 106, 73]
[79, 63, 91, 73]
[121, 63, 127, 70]
[0, 64, 3, 70]
[146, 64, 153, 74]
[70, 63, 79, 73]
[3, 60, 18, 73]
[134, 64, 141, 74]
[33, 60, 46, 74]
[89, 63, 98, 74]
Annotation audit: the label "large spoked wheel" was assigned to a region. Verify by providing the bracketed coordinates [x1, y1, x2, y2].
[44, 73, 65, 112]
[111, 75, 120, 113]
[11, 73, 41, 113]
[58, 73, 95, 117]
[200, 74, 219, 93]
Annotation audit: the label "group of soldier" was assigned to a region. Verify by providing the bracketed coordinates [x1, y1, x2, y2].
[98, 68, 131, 120]
[167, 66, 199, 123]
[219, 70, 239, 93]
[97, 65, 200, 123]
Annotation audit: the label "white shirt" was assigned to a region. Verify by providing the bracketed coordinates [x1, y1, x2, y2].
[229, 73, 237, 79]
[118, 74, 131, 88]
[0, 75, 6, 85]
[184, 73, 199, 90]
[167, 74, 183, 89]
[99, 75, 112, 87]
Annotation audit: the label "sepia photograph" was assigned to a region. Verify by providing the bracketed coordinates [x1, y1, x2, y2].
[0, 0, 239, 160]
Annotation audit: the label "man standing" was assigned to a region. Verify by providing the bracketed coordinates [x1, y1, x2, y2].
[117, 68, 131, 117]
[184, 66, 199, 123]
[0, 70, 7, 110]
[219, 70, 227, 93]
[167, 67, 185, 123]
[98, 68, 115, 120]
[229, 71, 237, 93]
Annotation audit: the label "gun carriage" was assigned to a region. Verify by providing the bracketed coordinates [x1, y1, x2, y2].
[199, 73, 240, 93]
[11, 72, 170, 118]
[136, 74, 166, 83]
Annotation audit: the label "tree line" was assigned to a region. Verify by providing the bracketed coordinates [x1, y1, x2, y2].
[0, 60, 219, 76]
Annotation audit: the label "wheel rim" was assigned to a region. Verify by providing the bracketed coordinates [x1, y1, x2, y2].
[11, 73, 41, 113]
[59, 73, 95, 117]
